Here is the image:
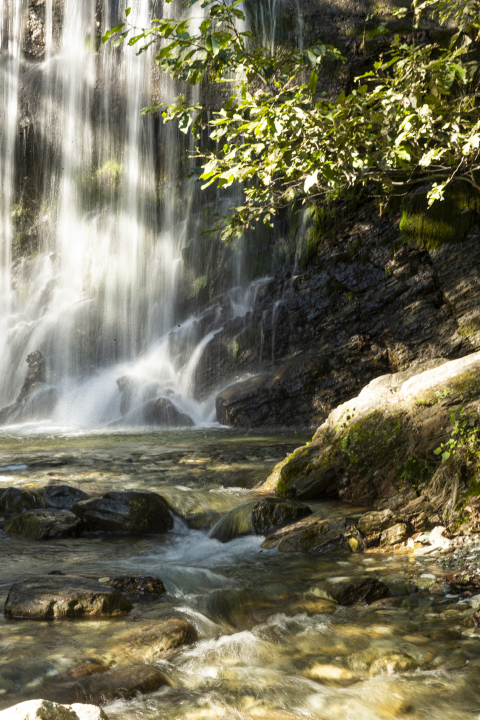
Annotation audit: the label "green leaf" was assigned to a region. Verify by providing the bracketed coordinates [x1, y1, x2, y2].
[125, 7, 131, 17]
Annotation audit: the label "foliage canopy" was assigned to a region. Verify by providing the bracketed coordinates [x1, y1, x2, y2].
[103, 0, 480, 242]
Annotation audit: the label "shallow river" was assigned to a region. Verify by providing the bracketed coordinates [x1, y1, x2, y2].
[1, 429, 480, 720]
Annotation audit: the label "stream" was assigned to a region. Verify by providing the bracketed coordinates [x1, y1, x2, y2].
[0, 429, 480, 719]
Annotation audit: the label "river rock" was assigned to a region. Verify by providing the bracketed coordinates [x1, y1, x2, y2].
[74, 665, 169, 704]
[4, 575, 132, 619]
[380, 522, 408, 546]
[209, 497, 312, 542]
[39, 485, 89, 510]
[333, 578, 390, 606]
[261, 513, 354, 554]
[0, 487, 42, 514]
[358, 509, 396, 536]
[4, 510, 84, 540]
[0, 700, 108, 720]
[123, 395, 194, 427]
[73, 491, 173, 534]
[106, 618, 197, 662]
[260, 352, 480, 511]
[98, 575, 165, 597]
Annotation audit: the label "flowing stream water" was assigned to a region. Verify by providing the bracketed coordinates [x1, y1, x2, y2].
[1, 430, 480, 719]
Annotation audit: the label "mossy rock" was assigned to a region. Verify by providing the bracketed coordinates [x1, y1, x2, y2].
[400, 182, 480, 250]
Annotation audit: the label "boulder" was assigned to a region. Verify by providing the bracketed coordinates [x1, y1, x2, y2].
[106, 618, 197, 663]
[39, 485, 89, 510]
[0, 350, 58, 425]
[117, 381, 194, 427]
[73, 491, 173, 534]
[261, 513, 356, 555]
[4, 510, 84, 541]
[209, 497, 312, 543]
[358, 509, 396, 536]
[260, 353, 480, 508]
[4, 575, 132, 619]
[380, 523, 408, 546]
[74, 665, 169, 704]
[16, 351, 47, 402]
[333, 578, 390, 606]
[0, 487, 42, 515]
[0, 700, 107, 720]
[98, 576, 165, 597]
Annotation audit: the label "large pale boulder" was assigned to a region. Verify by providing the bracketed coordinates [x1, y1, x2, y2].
[260, 352, 480, 514]
[4, 575, 132, 619]
[0, 700, 107, 720]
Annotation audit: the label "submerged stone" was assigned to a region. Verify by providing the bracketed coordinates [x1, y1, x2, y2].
[333, 578, 390, 606]
[106, 618, 197, 663]
[74, 665, 169, 704]
[209, 497, 312, 543]
[4, 509, 84, 541]
[4, 575, 132, 620]
[73, 490, 173, 534]
[0, 700, 108, 720]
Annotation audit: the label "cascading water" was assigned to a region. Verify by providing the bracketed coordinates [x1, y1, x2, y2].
[0, 0, 290, 431]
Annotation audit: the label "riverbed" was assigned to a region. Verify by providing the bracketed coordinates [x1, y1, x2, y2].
[1, 429, 480, 720]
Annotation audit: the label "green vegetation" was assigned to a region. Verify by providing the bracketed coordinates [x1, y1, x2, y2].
[103, 0, 480, 243]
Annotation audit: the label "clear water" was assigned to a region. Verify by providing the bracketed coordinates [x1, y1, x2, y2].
[1, 430, 480, 719]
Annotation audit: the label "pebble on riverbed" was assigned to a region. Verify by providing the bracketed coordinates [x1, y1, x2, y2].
[0, 700, 108, 720]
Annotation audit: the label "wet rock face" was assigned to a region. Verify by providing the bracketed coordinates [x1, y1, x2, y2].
[39, 485, 89, 510]
[209, 497, 312, 543]
[73, 665, 169, 705]
[0, 351, 58, 425]
[0, 487, 42, 515]
[4, 575, 133, 620]
[4, 509, 84, 541]
[73, 490, 173, 534]
[380, 523, 408, 546]
[0, 700, 108, 720]
[116, 376, 194, 427]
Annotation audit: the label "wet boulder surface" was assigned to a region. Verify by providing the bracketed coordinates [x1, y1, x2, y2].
[261, 513, 358, 554]
[209, 496, 312, 543]
[4, 510, 84, 541]
[39, 485, 89, 510]
[72, 491, 173, 534]
[0, 487, 42, 515]
[4, 575, 133, 620]
[333, 578, 390, 606]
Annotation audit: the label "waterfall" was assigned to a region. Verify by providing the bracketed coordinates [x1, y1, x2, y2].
[0, 0, 289, 431]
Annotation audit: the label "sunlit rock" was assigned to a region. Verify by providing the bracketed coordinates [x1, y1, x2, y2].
[72, 490, 173, 534]
[4, 575, 132, 620]
[105, 619, 197, 663]
[4, 509, 83, 541]
[0, 700, 108, 720]
[97, 575, 166, 597]
[380, 523, 408, 547]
